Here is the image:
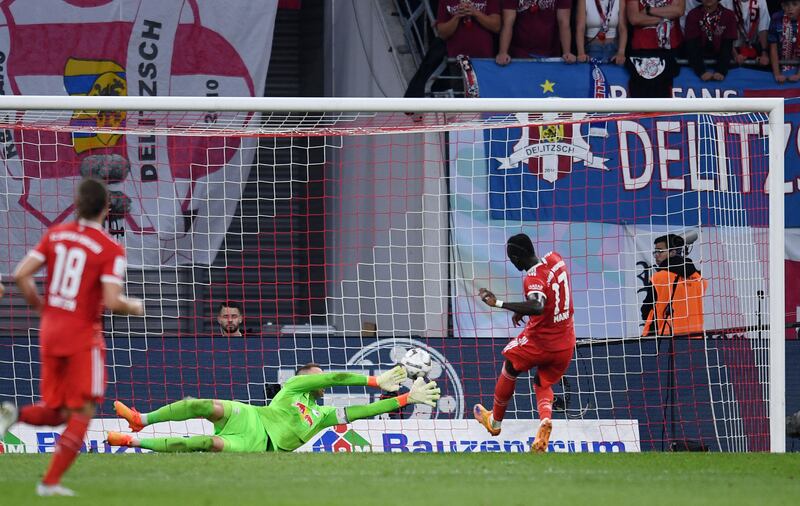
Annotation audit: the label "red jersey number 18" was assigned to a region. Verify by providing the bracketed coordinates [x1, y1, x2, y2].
[48, 244, 87, 311]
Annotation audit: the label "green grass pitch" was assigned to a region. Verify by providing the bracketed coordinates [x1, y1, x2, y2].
[1, 453, 799, 505]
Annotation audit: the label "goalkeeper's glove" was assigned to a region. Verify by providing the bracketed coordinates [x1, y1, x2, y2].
[408, 377, 441, 407]
[374, 365, 407, 392]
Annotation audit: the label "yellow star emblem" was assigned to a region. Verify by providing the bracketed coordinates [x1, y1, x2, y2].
[540, 79, 556, 94]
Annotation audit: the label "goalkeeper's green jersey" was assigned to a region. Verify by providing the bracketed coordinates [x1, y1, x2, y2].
[256, 372, 402, 452]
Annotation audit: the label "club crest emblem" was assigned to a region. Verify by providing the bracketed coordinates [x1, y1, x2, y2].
[64, 58, 127, 154]
[495, 113, 609, 183]
[539, 124, 564, 143]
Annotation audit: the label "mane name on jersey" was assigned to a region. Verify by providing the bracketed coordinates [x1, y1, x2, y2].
[554, 312, 570, 323]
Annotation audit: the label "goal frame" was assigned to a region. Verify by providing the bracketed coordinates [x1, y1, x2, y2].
[0, 95, 785, 452]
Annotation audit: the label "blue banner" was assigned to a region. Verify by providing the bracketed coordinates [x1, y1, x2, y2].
[471, 60, 800, 227]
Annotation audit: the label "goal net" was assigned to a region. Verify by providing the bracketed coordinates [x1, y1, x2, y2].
[0, 96, 785, 453]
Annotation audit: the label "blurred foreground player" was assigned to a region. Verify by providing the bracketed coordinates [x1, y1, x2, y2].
[474, 233, 576, 453]
[0, 178, 143, 496]
[107, 364, 440, 452]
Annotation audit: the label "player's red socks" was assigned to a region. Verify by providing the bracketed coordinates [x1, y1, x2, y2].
[41, 412, 90, 486]
[534, 383, 554, 420]
[492, 367, 517, 422]
[19, 404, 67, 426]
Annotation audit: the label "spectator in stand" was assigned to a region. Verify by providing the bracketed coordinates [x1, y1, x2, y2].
[626, 0, 685, 96]
[438, 0, 502, 57]
[576, 0, 629, 63]
[496, 0, 576, 66]
[768, 0, 800, 83]
[404, 0, 501, 98]
[681, 0, 770, 67]
[684, 0, 738, 80]
[217, 301, 244, 337]
[732, 0, 771, 64]
[683, 0, 769, 65]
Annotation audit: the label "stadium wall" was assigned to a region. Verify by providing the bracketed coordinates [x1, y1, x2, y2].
[1, 337, 797, 451]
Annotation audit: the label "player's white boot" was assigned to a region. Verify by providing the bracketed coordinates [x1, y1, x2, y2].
[0, 402, 18, 438]
[36, 483, 76, 497]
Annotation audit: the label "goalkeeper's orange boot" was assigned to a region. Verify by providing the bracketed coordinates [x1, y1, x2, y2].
[473, 404, 501, 436]
[114, 400, 144, 432]
[531, 418, 552, 453]
[106, 431, 133, 447]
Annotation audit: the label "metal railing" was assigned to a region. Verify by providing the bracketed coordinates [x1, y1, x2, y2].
[424, 56, 800, 98]
[391, 0, 437, 67]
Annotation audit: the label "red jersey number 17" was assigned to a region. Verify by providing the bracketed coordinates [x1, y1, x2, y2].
[552, 271, 570, 324]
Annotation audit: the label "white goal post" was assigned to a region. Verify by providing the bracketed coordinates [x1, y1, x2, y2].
[0, 96, 785, 452]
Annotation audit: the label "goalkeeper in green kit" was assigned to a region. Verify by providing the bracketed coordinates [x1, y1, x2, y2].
[106, 364, 439, 452]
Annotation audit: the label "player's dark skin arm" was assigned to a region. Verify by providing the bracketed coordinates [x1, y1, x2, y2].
[495, 299, 544, 316]
[478, 287, 544, 318]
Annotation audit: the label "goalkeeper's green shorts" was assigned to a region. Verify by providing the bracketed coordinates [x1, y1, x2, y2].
[215, 401, 269, 453]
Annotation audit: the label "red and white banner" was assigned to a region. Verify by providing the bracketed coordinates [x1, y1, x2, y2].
[0, 0, 278, 268]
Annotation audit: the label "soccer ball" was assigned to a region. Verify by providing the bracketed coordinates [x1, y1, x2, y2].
[400, 348, 432, 379]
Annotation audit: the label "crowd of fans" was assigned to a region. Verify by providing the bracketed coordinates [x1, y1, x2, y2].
[406, 0, 800, 97]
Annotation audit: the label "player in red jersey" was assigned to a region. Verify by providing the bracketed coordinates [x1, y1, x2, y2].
[0, 178, 143, 497]
[473, 233, 576, 453]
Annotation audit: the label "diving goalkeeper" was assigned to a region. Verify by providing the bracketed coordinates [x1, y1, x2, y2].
[106, 363, 439, 452]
